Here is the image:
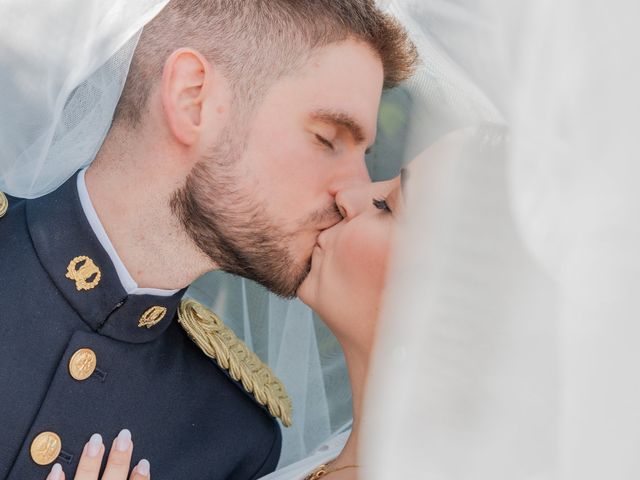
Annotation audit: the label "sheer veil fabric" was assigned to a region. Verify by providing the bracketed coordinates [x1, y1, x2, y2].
[0, 0, 170, 198]
[363, 1, 640, 479]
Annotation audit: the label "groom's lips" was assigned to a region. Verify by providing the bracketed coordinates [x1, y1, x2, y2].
[312, 204, 342, 231]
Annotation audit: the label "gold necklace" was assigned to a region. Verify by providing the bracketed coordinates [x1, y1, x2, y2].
[305, 462, 359, 479]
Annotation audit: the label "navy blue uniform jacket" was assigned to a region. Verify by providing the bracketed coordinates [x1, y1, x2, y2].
[0, 175, 281, 479]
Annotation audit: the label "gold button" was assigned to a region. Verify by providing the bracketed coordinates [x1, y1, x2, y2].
[0, 192, 8, 218]
[68, 348, 97, 381]
[138, 306, 168, 329]
[30, 431, 62, 465]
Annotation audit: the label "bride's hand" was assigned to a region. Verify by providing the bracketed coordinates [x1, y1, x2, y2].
[46, 429, 150, 480]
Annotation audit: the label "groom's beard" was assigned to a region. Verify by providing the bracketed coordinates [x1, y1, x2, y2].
[171, 131, 326, 298]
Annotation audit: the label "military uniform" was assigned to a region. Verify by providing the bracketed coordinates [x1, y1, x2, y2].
[0, 174, 288, 479]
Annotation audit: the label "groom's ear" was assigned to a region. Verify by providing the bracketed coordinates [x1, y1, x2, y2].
[161, 48, 210, 146]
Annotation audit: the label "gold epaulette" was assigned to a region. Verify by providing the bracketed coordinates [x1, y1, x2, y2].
[0, 192, 8, 218]
[177, 298, 293, 427]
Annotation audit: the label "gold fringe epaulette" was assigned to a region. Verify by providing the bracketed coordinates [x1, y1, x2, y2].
[0, 192, 8, 218]
[177, 299, 293, 427]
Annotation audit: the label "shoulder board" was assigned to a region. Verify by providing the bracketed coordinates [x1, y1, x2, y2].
[0, 192, 8, 218]
[177, 298, 293, 427]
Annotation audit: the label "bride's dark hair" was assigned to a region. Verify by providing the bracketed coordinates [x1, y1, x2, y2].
[113, 0, 417, 128]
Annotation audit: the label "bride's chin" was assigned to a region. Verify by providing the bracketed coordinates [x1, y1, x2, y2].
[297, 248, 321, 302]
[296, 276, 313, 305]
[297, 267, 320, 309]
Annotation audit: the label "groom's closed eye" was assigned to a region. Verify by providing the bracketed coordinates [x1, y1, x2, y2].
[315, 134, 335, 151]
[309, 109, 374, 153]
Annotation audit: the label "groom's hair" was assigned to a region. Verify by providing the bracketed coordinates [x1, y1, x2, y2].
[113, 0, 418, 127]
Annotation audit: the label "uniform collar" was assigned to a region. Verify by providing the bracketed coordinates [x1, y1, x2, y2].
[26, 172, 187, 343]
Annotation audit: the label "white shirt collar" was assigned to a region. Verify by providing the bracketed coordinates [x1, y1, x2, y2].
[77, 168, 180, 297]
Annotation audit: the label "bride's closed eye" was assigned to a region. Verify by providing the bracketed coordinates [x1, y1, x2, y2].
[373, 198, 392, 214]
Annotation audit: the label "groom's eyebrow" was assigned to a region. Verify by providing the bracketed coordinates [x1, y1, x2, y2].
[310, 110, 370, 146]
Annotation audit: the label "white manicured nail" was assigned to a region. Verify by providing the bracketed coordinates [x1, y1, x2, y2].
[87, 433, 102, 457]
[115, 429, 131, 452]
[48, 463, 63, 480]
[137, 458, 151, 476]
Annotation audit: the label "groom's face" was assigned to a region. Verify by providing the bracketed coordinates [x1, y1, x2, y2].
[177, 39, 383, 297]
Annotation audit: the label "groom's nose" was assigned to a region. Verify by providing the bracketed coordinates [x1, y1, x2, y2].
[327, 154, 371, 197]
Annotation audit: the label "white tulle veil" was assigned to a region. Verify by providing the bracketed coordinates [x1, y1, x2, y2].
[0, 0, 170, 198]
[364, 1, 640, 479]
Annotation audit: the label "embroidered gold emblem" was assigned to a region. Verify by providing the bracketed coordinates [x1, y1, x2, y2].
[30, 431, 62, 465]
[178, 299, 293, 427]
[69, 348, 97, 381]
[66, 256, 101, 291]
[0, 192, 8, 218]
[138, 306, 168, 329]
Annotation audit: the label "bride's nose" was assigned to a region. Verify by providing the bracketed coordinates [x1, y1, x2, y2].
[335, 184, 372, 220]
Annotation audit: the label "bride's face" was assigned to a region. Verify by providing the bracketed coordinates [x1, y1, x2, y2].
[298, 175, 403, 340]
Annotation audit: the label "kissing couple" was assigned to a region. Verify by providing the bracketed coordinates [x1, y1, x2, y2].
[0, 1, 418, 479]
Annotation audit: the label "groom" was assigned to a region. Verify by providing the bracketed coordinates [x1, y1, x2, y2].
[0, 1, 416, 479]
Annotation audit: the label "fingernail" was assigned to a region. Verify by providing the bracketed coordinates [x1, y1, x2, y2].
[136, 459, 151, 476]
[87, 433, 102, 457]
[115, 429, 131, 452]
[48, 463, 63, 480]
